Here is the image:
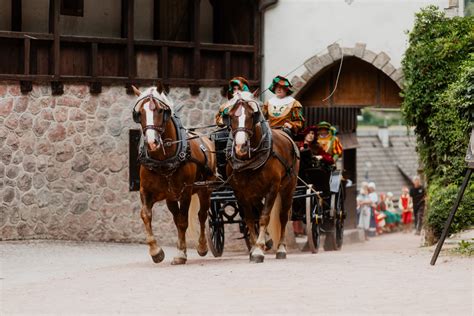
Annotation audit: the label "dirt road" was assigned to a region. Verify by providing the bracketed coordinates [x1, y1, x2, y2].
[1, 233, 472, 315]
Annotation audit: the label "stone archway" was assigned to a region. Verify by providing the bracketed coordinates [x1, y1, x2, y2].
[290, 42, 404, 96]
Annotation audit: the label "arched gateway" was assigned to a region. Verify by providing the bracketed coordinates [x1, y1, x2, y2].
[290, 43, 404, 228]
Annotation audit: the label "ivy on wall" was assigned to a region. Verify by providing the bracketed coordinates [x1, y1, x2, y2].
[401, 6, 474, 242]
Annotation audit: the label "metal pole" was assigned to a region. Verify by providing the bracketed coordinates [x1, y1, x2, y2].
[430, 168, 472, 265]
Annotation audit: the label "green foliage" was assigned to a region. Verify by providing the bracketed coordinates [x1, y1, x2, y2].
[401, 6, 473, 182]
[453, 239, 474, 256]
[426, 180, 474, 241]
[402, 6, 474, 242]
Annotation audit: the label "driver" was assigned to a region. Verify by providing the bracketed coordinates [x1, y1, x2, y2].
[215, 76, 250, 127]
[262, 75, 304, 136]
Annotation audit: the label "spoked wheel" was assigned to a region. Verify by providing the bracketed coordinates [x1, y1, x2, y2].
[323, 185, 344, 251]
[206, 200, 225, 257]
[306, 189, 321, 253]
[335, 185, 345, 249]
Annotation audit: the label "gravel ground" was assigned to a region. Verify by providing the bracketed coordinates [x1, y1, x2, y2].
[1, 233, 472, 315]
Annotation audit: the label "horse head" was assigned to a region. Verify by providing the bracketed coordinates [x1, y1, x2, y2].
[132, 85, 173, 152]
[227, 91, 263, 159]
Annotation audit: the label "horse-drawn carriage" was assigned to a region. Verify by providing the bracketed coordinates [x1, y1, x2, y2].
[131, 86, 345, 264]
[206, 127, 346, 257]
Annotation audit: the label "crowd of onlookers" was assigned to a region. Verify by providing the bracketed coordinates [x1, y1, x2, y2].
[356, 176, 426, 240]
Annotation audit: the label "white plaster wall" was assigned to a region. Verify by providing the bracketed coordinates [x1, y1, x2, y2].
[263, 0, 449, 94]
[134, 0, 154, 39]
[60, 0, 121, 37]
[0, 0, 12, 31]
[22, 0, 49, 33]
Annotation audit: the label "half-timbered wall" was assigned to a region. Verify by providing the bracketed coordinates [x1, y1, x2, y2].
[0, 0, 261, 94]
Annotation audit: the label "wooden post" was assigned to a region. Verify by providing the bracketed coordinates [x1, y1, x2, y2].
[191, 0, 201, 95]
[125, 0, 135, 94]
[90, 43, 101, 93]
[50, 0, 63, 94]
[11, 0, 22, 32]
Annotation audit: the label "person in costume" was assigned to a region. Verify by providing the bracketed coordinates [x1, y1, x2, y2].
[215, 76, 250, 127]
[298, 126, 334, 165]
[262, 75, 304, 135]
[292, 126, 333, 236]
[315, 121, 343, 163]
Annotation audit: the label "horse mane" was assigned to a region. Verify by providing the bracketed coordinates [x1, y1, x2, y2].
[229, 91, 261, 112]
[134, 87, 174, 111]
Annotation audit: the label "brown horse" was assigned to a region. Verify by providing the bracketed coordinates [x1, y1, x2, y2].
[132, 86, 216, 265]
[226, 91, 299, 263]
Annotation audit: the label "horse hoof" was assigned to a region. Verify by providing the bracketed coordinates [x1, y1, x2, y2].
[151, 249, 165, 263]
[276, 252, 287, 259]
[171, 257, 187, 265]
[197, 248, 208, 257]
[250, 254, 265, 263]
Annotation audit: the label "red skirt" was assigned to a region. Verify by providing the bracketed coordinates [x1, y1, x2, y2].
[402, 212, 412, 224]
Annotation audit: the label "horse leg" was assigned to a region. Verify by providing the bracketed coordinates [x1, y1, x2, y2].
[168, 197, 190, 265]
[276, 190, 292, 259]
[196, 190, 210, 257]
[140, 192, 164, 263]
[250, 188, 278, 263]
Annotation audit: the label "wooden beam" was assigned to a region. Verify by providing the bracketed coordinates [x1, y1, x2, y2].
[253, 4, 260, 81]
[153, 0, 160, 40]
[11, 0, 22, 32]
[161, 45, 168, 80]
[126, 0, 135, 85]
[49, 0, 60, 78]
[224, 51, 231, 79]
[192, 0, 201, 94]
[23, 37, 30, 75]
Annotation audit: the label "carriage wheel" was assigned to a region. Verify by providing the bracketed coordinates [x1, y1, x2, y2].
[306, 190, 321, 253]
[206, 200, 225, 257]
[335, 185, 345, 249]
[323, 185, 344, 251]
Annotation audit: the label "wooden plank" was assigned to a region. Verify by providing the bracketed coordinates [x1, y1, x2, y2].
[24, 38, 30, 75]
[121, 0, 128, 38]
[200, 43, 254, 52]
[61, 35, 127, 45]
[135, 39, 194, 48]
[11, 0, 22, 32]
[0, 31, 53, 40]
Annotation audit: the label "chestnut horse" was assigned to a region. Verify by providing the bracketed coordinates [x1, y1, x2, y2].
[226, 91, 299, 263]
[132, 86, 216, 265]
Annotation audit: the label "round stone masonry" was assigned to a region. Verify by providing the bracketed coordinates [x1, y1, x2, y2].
[0, 83, 226, 245]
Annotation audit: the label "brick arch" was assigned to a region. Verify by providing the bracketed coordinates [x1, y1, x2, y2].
[291, 43, 404, 97]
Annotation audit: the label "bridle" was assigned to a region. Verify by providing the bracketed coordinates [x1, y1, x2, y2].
[228, 99, 262, 139]
[132, 94, 172, 135]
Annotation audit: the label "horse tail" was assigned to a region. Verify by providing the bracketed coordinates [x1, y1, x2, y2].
[186, 193, 201, 242]
[267, 193, 282, 249]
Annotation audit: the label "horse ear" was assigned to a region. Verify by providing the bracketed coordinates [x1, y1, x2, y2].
[252, 88, 260, 98]
[132, 85, 141, 97]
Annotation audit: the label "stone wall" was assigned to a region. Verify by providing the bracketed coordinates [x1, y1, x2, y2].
[0, 82, 229, 247]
